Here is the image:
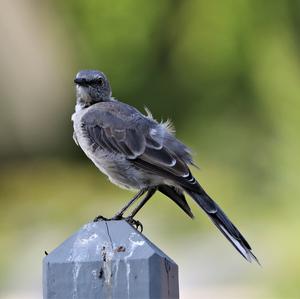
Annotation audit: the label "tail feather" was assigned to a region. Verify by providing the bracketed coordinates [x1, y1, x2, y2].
[186, 189, 259, 264]
[158, 185, 194, 218]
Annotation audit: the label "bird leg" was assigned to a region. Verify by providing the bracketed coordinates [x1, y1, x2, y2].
[123, 188, 157, 231]
[127, 188, 156, 219]
[111, 188, 147, 219]
[94, 188, 156, 231]
[93, 190, 146, 222]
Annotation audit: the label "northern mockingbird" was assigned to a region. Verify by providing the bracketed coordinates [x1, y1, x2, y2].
[72, 70, 258, 263]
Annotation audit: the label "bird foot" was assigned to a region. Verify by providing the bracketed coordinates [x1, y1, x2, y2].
[93, 214, 124, 222]
[125, 217, 143, 232]
[93, 215, 109, 222]
[93, 215, 143, 232]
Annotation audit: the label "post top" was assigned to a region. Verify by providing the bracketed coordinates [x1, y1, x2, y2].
[44, 220, 175, 265]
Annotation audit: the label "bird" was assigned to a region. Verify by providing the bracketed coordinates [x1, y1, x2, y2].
[72, 69, 259, 263]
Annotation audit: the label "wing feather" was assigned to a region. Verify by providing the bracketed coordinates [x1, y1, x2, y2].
[81, 102, 195, 188]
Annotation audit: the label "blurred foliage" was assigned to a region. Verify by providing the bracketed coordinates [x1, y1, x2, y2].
[0, 0, 300, 298]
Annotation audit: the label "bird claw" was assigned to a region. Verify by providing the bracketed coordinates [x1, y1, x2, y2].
[125, 217, 143, 232]
[93, 215, 109, 222]
[94, 214, 125, 222]
[93, 215, 143, 232]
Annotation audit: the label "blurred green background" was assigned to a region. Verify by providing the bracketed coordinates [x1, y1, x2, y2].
[0, 0, 300, 298]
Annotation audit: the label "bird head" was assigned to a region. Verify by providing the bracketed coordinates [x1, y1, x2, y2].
[74, 70, 112, 108]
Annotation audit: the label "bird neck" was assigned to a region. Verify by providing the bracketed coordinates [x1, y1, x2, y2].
[74, 96, 117, 113]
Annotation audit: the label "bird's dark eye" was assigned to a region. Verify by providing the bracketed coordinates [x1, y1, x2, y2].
[98, 78, 104, 86]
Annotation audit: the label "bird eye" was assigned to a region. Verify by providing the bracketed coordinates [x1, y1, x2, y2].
[98, 78, 104, 86]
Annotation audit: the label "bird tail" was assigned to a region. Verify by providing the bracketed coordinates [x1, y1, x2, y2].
[158, 185, 194, 219]
[185, 189, 259, 264]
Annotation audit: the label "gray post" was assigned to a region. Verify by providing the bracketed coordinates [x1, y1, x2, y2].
[43, 220, 179, 299]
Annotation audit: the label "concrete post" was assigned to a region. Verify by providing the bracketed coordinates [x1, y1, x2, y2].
[43, 220, 179, 299]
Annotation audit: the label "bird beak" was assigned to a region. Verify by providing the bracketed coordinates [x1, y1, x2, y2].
[74, 78, 85, 85]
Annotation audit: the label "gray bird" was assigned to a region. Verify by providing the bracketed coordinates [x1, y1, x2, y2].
[72, 69, 258, 263]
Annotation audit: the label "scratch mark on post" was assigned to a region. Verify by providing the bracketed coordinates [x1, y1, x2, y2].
[100, 225, 114, 299]
[101, 246, 114, 285]
[105, 222, 113, 249]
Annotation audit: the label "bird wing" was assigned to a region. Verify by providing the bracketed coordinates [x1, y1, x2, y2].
[81, 102, 196, 189]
